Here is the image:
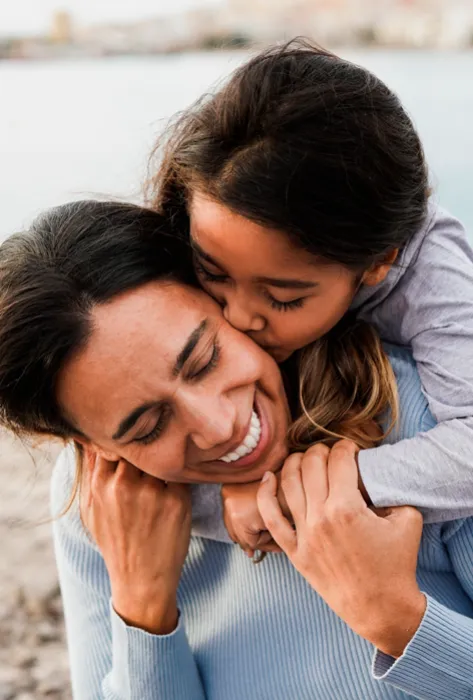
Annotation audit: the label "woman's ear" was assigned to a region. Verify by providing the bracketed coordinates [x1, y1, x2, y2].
[73, 436, 120, 463]
[362, 249, 399, 287]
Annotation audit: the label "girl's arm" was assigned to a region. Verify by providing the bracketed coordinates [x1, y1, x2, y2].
[51, 448, 206, 700]
[359, 206, 473, 523]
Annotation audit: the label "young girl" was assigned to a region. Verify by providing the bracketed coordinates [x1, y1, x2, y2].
[148, 40, 473, 549]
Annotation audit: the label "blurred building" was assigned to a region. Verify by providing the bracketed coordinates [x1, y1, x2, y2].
[50, 10, 74, 45]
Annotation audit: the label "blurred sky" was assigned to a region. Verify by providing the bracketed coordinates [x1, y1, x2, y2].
[0, 0, 222, 35]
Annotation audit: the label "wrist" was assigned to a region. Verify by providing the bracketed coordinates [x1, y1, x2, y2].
[112, 589, 178, 635]
[367, 591, 426, 658]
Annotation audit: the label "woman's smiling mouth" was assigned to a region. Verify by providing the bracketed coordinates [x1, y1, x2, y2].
[219, 409, 262, 463]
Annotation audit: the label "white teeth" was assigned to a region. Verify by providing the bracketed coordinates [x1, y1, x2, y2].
[243, 435, 257, 450]
[219, 409, 261, 463]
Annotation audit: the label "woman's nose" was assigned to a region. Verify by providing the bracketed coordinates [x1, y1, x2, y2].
[183, 395, 236, 451]
[223, 293, 265, 333]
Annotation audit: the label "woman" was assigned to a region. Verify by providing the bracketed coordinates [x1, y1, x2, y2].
[0, 201, 472, 700]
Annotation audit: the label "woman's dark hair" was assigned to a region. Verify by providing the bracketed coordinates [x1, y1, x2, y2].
[0, 200, 192, 439]
[0, 198, 397, 513]
[148, 38, 429, 268]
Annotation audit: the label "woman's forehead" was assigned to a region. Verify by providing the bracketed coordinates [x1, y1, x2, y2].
[57, 282, 220, 435]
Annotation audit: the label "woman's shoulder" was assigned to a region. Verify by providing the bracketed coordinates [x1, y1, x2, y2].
[50, 445, 99, 553]
[382, 343, 436, 441]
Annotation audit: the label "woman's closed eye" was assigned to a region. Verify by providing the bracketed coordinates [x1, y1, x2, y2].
[134, 407, 171, 445]
[132, 340, 221, 446]
[186, 340, 221, 381]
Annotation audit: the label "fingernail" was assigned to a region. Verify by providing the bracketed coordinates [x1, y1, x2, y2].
[261, 471, 271, 483]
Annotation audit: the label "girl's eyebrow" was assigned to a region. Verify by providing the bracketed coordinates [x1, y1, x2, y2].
[190, 240, 224, 269]
[254, 276, 318, 289]
[192, 240, 317, 289]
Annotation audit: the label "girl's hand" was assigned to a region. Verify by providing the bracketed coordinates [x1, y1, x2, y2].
[257, 441, 426, 658]
[80, 450, 191, 635]
[221, 481, 281, 556]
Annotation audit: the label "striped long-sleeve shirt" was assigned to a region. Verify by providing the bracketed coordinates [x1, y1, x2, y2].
[52, 346, 473, 700]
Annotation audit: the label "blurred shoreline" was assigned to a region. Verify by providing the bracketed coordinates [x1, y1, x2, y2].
[0, 432, 71, 699]
[2, 1, 473, 61]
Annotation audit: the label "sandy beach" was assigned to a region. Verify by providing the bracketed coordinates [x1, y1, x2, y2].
[0, 431, 71, 700]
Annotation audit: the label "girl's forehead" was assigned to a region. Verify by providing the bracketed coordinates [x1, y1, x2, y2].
[190, 194, 317, 270]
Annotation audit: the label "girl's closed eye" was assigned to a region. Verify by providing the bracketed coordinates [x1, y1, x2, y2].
[194, 259, 228, 284]
[265, 293, 306, 312]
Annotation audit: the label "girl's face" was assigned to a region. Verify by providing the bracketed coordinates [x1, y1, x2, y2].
[190, 193, 379, 362]
[57, 281, 289, 484]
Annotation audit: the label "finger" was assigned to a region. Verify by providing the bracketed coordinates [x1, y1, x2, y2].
[79, 448, 95, 508]
[299, 443, 330, 522]
[387, 505, 423, 535]
[326, 440, 365, 506]
[253, 530, 274, 549]
[164, 481, 192, 506]
[115, 458, 143, 484]
[260, 542, 283, 553]
[280, 453, 307, 529]
[90, 454, 120, 500]
[257, 472, 297, 554]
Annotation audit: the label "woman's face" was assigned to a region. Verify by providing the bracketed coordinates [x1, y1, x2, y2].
[57, 281, 290, 483]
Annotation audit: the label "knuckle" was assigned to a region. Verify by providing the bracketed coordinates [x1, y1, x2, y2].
[312, 513, 332, 535]
[110, 474, 133, 502]
[304, 443, 330, 462]
[403, 506, 423, 524]
[165, 490, 188, 518]
[263, 515, 278, 531]
[282, 453, 303, 474]
[325, 499, 357, 523]
[332, 439, 357, 456]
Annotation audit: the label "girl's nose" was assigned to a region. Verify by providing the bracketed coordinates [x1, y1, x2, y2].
[223, 294, 265, 333]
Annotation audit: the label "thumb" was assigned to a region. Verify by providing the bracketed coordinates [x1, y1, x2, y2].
[386, 505, 423, 536]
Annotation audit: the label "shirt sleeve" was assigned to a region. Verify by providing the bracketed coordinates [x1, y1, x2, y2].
[371, 518, 473, 700]
[359, 210, 473, 523]
[359, 417, 473, 522]
[50, 449, 206, 700]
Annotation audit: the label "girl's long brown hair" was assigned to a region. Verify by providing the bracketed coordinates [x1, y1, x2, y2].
[288, 315, 398, 451]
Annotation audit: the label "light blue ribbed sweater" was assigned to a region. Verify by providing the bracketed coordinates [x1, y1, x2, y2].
[51, 346, 473, 700]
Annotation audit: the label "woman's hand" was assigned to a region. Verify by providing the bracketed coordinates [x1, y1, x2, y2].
[81, 450, 191, 635]
[221, 481, 281, 556]
[257, 441, 426, 658]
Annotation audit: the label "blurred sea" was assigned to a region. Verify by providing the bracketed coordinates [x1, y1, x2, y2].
[1, 49, 472, 240]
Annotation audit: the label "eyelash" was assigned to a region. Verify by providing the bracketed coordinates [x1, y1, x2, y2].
[135, 410, 169, 445]
[194, 260, 228, 284]
[196, 260, 306, 313]
[134, 342, 221, 445]
[266, 295, 305, 312]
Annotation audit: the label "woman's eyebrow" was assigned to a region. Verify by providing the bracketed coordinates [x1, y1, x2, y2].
[112, 402, 156, 441]
[112, 320, 208, 441]
[172, 319, 208, 377]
